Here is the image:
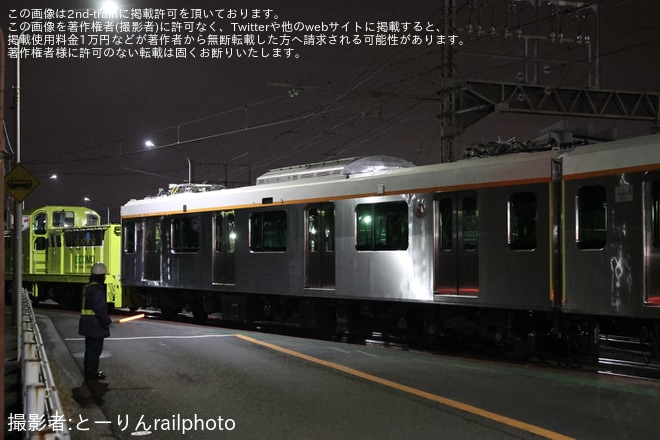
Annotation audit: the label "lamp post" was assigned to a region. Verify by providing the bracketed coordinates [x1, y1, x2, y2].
[83, 197, 111, 224]
[145, 140, 193, 184]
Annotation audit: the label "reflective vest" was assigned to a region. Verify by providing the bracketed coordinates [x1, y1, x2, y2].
[81, 282, 103, 316]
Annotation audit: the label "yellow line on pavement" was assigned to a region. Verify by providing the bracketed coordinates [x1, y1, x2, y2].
[235, 334, 574, 440]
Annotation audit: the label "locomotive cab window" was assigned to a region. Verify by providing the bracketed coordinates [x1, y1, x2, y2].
[250, 210, 287, 252]
[52, 210, 75, 228]
[33, 212, 47, 234]
[87, 213, 100, 226]
[356, 202, 408, 251]
[508, 192, 537, 250]
[576, 185, 607, 249]
[171, 216, 200, 253]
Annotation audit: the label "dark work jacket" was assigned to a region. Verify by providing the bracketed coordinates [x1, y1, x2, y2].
[78, 281, 112, 338]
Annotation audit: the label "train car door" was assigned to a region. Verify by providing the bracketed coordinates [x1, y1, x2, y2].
[143, 218, 161, 281]
[212, 211, 236, 284]
[644, 175, 660, 305]
[434, 192, 479, 296]
[305, 204, 335, 289]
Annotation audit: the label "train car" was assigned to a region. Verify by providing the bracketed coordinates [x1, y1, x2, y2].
[559, 135, 660, 349]
[4, 205, 127, 308]
[120, 134, 660, 358]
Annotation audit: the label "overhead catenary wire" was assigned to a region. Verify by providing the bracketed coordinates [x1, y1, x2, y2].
[17, 0, 659, 186]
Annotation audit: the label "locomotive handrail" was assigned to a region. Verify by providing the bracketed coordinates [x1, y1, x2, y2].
[20, 290, 71, 439]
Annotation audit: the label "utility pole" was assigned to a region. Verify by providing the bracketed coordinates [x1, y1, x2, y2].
[439, 0, 456, 163]
[0, 24, 7, 431]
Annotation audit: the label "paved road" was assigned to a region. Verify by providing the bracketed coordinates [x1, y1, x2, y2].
[33, 308, 660, 440]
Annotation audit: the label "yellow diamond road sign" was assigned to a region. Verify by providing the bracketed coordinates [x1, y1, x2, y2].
[4, 163, 40, 202]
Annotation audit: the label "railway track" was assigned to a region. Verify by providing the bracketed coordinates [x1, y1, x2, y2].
[139, 307, 660, 382]
[598, 334, 660, 381]
[40, 302, 660, 382]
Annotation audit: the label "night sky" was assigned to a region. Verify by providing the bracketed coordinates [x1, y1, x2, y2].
[1, 0, 659, 221]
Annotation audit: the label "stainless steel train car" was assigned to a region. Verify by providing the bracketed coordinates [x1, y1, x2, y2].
[120, 134, 660, 357]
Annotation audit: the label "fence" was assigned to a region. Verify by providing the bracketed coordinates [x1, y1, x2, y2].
[20, 291, 71, 439]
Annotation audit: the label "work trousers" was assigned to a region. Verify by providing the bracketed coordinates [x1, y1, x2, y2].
[84, 337, 105, 379]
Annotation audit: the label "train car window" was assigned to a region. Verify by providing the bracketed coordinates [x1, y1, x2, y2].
[577, 185, 607, 249]
[508, 192, 537, 250]
[33, 213, 47, 235]
[145, 222, 161, 252]
[52, 211, 75, 228]
[439, 198, 453, 250]
[171, 216, 200, 253]
[214, 215, 223, 253]
[356, 202, 408, 251]
[325, 209, 335, 252]
[227, 213, 236, 253]
[214, 212, 236, 254]
[462, 197, 478, 251]
[653, 180, 660, 248]
[307, 209, 319, 253]
[123, 222, 136, 254]
[250, 210, 287, 252]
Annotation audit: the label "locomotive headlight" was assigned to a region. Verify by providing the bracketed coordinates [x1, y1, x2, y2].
[362, 215, 372, 225]
[229, 231, 237, 240]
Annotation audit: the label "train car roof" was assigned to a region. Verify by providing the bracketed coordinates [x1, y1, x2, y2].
[121, 149, 560, 218]
[123, 134, 660, 219]
[24, 205, 101, 216]
[561, 133, 660, 179]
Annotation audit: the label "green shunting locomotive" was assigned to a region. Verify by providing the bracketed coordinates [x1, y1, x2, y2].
[4, 205, 129, 309]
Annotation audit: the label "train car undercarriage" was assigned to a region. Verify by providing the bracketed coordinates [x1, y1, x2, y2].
[126, 287, 655, 362]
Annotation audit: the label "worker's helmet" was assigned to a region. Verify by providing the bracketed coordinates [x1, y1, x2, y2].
[91, 262, 108, 275]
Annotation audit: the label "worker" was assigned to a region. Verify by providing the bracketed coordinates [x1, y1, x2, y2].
[78, 262, 112, 381]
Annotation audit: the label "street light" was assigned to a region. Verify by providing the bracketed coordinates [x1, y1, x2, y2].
[100, 1, 120, 13]
[83, 197, 111, 224]
[145, 140, 193, 184]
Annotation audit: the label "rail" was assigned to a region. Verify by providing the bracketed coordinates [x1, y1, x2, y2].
[20, 290, 71, 439]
